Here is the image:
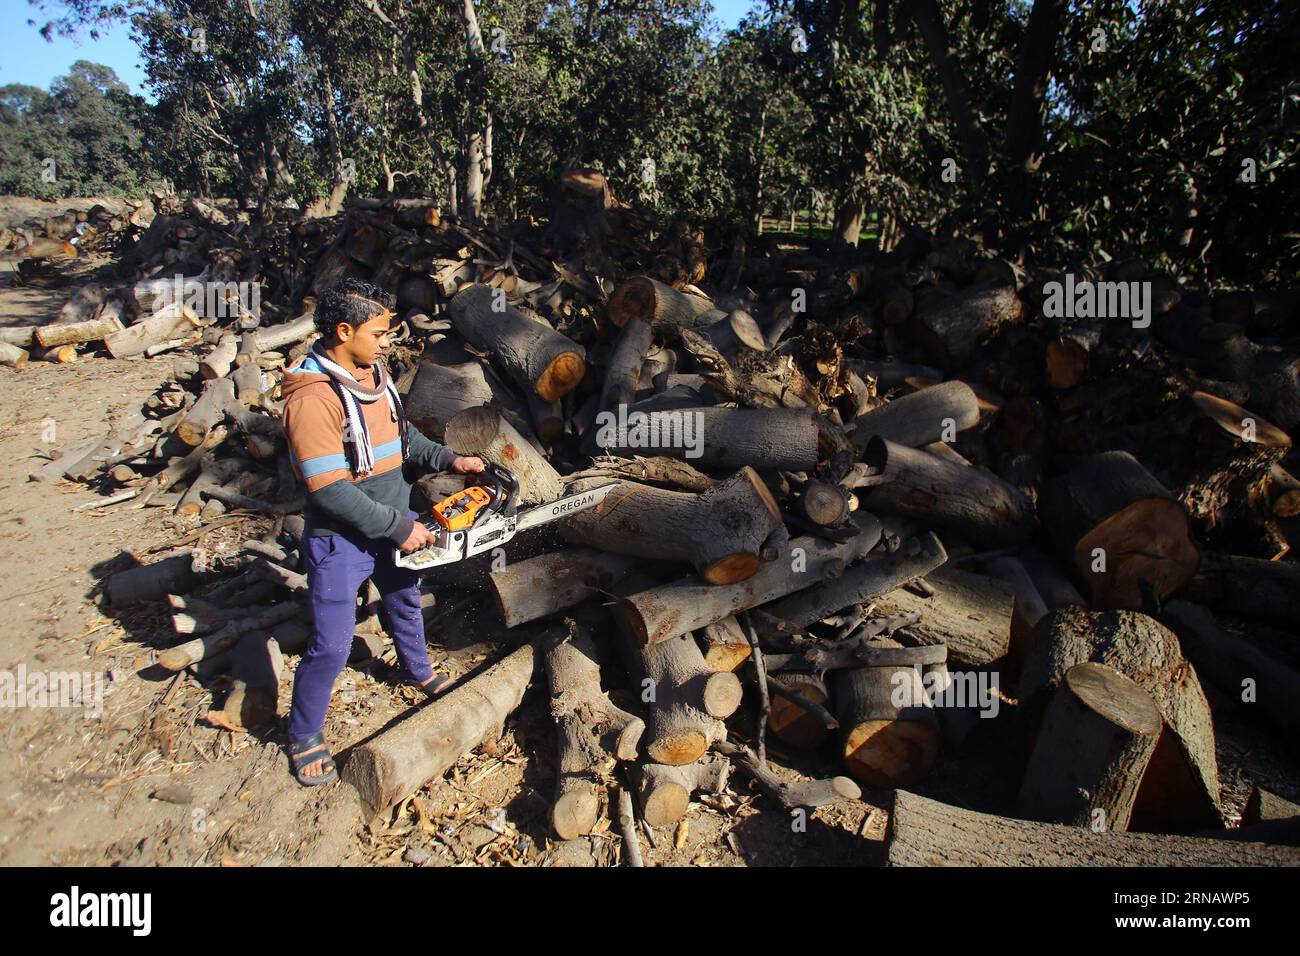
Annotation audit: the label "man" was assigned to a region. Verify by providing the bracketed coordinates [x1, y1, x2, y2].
[280, 278, 484, 785]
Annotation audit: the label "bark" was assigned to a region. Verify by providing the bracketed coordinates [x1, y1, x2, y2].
[887, 791, 1300, 866]
[1020, 606, 1223, 832]
[868, 565, 1015, 667]
[343, 640, 539, 817]
[859, 437, 1037, 545]
[447, 283, 585, 402]
[546, 622, 645, 840]
[559, 468, 783, 584]
[617, 512, 884, 646]
[1040, 451, 1200, 610]
[1016, 661, 1162, 831]
[850, 380, 980, 455]
[490, 547, 641, 628]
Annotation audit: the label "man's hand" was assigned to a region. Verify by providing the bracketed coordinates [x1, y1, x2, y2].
[398, 521, 436, 554]
[451, 455, 486, 474]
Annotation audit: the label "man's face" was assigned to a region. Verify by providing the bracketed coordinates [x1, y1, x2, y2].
[337, 309, 394, 367]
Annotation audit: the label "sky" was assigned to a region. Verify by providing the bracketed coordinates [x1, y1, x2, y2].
[0, 0, 759, 97]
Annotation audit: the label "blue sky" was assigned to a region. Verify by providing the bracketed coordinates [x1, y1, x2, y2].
[1, 0, 759, 96]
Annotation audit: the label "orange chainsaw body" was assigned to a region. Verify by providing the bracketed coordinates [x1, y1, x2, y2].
[430, 485, 495, 531]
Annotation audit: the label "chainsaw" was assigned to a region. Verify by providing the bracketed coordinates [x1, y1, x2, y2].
[394, 462, 617, 570]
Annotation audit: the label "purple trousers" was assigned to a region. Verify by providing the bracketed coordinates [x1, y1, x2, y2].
[286, 510, 433, 742]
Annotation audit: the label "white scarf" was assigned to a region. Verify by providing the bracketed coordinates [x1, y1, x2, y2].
[308, 342, 406, 476]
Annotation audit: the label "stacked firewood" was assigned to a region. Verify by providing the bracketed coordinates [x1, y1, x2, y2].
[19, 170, 1300, 864]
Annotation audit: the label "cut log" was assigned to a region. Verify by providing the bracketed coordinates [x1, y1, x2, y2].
[444, 404, 564, 505]
[1016, 662, 1162, 831]
[887, 791, 1300, 866]
[868, 567, 1019, 665]
[914, 285, 1024, 371]
[608, 276, 717, 330]
[981, 556, 1048, 658]
[617, 512, 884, 646]
[231, 361, 267, 407]
[620, 631, 739, 766]
[343, 641, 539, 817]
[491, 548, 641, 628]
[697, 616, 751, 672]
[526, 392, 564, 444]
[859, 437, 1037, 545]
[34, 314, 124, 348]
[632, 753, 731, 828]
[0, 342, 29, 368]
[1182, 551, 1300, 629]
[799, 480, 849, 526]
[158, 602, 305, 670]
[1160, 600, 1300, 747]
[253, 310, 316, 351]
[176, 378, 237, 447]
[755, 531, 949, 638]
[560, 468, 783, 584]
[1040, 451, 1200, 610]
[1020, 606, 1223, 832]
[200, 333, 240, 379]
[594, 405, 822, 472]
[834, 644, 942, 788]
[405, 358, 498, 441]
[600, 316, 654, 414]
[104, 302, 198, 359]
[106, 554, 199, 607]
[447, 283, 586, 401]
[0, 328, 35, 347]
[767, 671, 832, 748]
[546, 622, 645, 840]
[850, 381, 980, 455]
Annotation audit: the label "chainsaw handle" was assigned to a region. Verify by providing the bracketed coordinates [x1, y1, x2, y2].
[484, 462, 520, 518]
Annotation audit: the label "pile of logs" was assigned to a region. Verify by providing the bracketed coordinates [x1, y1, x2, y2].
[17, 171, 1300, 864]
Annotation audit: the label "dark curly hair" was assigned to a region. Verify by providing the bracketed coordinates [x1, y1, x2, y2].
[314, 278, 393, 340]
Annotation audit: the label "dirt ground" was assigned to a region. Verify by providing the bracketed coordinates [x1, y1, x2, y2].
[1, 265, 1296, 868]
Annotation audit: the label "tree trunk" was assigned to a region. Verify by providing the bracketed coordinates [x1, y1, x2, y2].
[835, 644, 942, 788]
[343, 640, 539, 817]
[447, 284, 586, 401]
[617, 513, 884, 646]
[859, 437, 1037, 545]
[559, 468, 783, 584]
[1020, 606, 1223, 832]
[444, 404, 563, 505]
[1040, 451, 1200, 610]
[546, 622, 644, 840]
[1016, 661, 1161, 831]
[491, 548, 641, 628]
[887, 791, 1300, 866]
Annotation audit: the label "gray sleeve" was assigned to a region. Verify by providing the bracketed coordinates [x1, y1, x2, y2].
[309, 481, 414, 544]
[406, 422, 460, 473]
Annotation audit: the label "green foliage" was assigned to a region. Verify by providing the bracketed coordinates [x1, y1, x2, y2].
[17, 0, 1300, 283]
[0, 61, 156, 198]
